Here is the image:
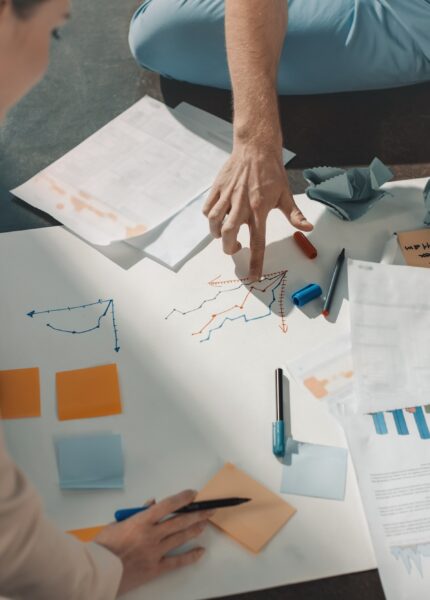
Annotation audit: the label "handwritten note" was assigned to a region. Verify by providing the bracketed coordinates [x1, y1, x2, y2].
[397, 229, 430, 268]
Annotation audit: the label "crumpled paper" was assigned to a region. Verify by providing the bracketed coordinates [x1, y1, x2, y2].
[303, 157, 393, 221]
[423, 179, 430, 226]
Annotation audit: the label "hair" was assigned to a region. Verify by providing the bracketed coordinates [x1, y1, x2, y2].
[11, 0, 48, 18]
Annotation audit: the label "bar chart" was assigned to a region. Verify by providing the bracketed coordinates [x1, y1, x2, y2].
[370, 406, 430, 439]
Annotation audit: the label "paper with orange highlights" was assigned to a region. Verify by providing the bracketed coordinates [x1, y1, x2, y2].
[56, 364, 121, 421]
[0, 367, 41, 419]
[68, 525, 106, 542]
[397, 229, 430, 268]
[196, 463, 296, 553]
[11, 97, 231, 245]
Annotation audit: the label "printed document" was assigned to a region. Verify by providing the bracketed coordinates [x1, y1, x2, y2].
[12, 97, 230, 245]
[344, 412, 430, 600]
[348, 259, 430, 413]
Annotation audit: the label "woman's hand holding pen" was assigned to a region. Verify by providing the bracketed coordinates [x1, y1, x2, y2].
[95, 489, 215, 596]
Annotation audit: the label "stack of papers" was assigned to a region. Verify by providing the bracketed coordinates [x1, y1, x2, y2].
[343, 259, 430, 600]
[12, 98, 295, 270]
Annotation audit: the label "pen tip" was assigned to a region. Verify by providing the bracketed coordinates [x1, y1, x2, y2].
[322, 309, 329, 317]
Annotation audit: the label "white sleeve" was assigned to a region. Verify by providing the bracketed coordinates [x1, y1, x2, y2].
[0, 425, 123, 600]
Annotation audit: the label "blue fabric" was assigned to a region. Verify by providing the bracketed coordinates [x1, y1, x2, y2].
[129, 0, 430, 95]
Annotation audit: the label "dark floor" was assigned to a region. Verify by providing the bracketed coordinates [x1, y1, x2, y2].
[1, 1, 430, 599]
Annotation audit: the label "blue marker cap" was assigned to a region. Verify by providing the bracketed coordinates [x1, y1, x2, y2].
[272, 421, 285, 457]
[291, 283, 322, 307]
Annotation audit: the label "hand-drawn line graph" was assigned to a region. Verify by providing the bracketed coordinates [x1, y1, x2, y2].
[165, 270, 288, 342]
[26, 299, 120, 352]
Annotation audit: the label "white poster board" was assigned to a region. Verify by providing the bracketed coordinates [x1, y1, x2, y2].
[3, 177, 426, 598]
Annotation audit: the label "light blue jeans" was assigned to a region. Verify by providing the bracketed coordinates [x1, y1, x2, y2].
[129, 0, 430, 95]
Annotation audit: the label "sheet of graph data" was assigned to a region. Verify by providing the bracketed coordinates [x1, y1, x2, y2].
[12, 98, 229, 245]
[348, 259, 430, 413]
[344, 412, 430, 600]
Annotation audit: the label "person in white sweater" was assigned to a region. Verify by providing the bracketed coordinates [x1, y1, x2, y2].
[0, 1, 212, 598]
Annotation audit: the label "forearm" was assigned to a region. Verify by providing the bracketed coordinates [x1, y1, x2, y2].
[0, 430, 122, 600]
[225, 0, 287, 149]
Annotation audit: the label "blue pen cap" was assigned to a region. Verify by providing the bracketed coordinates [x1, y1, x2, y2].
[291, 283, 322, 307]
[272, 421, 285, 457]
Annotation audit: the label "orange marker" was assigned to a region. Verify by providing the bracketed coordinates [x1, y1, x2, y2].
[293, 232, 317, 259]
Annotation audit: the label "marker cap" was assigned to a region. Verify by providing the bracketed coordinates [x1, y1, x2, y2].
[293, 231, 317, 259]
[291, 283, 322, 307]
[272, 421, 285, 457]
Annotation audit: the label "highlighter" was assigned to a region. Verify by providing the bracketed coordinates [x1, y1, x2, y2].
[273, 368, 285, 457]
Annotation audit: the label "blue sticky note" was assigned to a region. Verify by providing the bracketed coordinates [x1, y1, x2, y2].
[281, 439, 348, 501]
[55, 432, 124, 489]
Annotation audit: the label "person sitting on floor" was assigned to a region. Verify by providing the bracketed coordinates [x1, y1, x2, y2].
[129, 0, 430, 278]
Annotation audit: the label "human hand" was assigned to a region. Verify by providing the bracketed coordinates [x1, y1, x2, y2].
[94, 489, 213, 596]
[203, 143, 313, 279]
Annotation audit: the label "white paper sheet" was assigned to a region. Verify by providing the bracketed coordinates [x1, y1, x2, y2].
[286, 334, 356, 415]
[348, 259, 430, 413]
[126, 102, 295, 268]
[11, 97, 230, 245]
[343, 412, 430, 600]
[0, 223, 375, 600]
[143, 189, 210, 269]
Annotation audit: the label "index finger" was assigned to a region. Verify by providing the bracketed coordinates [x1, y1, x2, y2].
[202, 185, 220, 217]
[248, 216, 267, 280]
[147, 489, 197, 523]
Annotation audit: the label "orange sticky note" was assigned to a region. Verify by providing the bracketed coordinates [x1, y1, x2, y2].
[56, 364, 121, 421]
[196, 463, 296, 553]
[67, 525, 106, 542]
[397, 229, 430, 268]
[0, 368, 41, 419]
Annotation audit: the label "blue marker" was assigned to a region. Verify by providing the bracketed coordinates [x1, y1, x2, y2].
[273, 368, 286, 457]
[291, 283, 322, 307]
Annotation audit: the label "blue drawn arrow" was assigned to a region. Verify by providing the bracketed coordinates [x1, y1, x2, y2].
[27, 298, 120, 352]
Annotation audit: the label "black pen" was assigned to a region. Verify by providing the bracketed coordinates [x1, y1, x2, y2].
[115, 497, 251, 522]
[322, 248, 345, 317]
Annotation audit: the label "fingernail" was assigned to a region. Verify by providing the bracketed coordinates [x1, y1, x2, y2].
[205, 510, 216, 518]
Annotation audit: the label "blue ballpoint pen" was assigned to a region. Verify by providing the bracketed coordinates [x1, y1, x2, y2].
[272, 368, 286, 457]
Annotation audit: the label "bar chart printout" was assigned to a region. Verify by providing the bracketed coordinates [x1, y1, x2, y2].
[370, 406, 430, 440]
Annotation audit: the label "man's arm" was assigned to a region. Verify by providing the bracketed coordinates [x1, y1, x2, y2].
[203, 0, 312, 279]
